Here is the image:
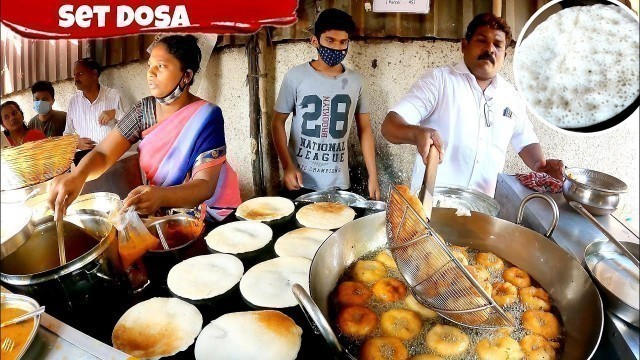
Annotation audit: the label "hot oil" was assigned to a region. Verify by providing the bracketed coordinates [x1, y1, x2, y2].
[329, 247, 565, 359]
[0, 220, 99, 275]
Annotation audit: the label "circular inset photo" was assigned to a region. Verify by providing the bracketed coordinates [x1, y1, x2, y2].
[514, 0, 639, 133]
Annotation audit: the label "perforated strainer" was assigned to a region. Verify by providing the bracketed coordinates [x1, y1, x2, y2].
[386, 147, 515, 329]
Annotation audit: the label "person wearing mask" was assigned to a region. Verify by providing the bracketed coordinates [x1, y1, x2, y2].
[64, 57, 125, 164]
[48, 35, 241, 221]
[271, 8, 381, 200]
[27, 81, 67, 137]
[1, 101, 46, 146]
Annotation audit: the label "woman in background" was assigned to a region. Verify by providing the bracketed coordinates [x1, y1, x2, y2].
[1, 101, 46, 146]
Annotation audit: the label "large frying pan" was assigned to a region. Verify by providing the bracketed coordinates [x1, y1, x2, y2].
[294, 195, 604, 359]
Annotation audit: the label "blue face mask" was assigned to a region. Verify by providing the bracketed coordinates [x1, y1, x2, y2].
[317, 45, 348, 67]
[33, 100, 51, 115]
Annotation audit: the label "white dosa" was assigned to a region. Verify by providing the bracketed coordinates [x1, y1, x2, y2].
[236, 197, 295, 222]
[112, 297, 202, 359]
[274, 227, 333, 260]
[515, 4, 639, 129]
[205, 221, 272, 254]
[296, 202, 356, 230]
[167, 254, 244, 301]
[239, 256, 311, 308]
[194, 310, 302, 360]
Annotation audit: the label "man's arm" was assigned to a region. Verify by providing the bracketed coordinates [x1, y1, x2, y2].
[355, 113, 380, 200]
[518, 143, 564, 180]
[271, 111, 303, 190]
[381, 111, 444, 164]
[63, 109, 75, 135]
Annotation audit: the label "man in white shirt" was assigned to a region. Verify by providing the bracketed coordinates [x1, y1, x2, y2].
[64, 58, 125, 164]
[381, 13, 563, 197]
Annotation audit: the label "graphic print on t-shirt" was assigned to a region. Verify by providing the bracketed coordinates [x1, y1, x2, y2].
[295, 94, 351, 175]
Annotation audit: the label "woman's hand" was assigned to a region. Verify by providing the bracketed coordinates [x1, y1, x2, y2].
[368, 176, 381, 200]
[123, 185, 166, 215]
[47, 172, 87, 218]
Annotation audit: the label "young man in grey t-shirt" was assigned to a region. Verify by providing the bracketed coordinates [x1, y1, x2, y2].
[272, 8, 380, 200]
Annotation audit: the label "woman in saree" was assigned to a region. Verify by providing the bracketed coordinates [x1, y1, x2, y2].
[2, 101, 46, 147]
[48, 35, 241, 220]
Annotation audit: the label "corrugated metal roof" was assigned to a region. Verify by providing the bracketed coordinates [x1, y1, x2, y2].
[270, 0, 551, 41]
[16, 0, 638, 96]
[1, 28, 154, 96]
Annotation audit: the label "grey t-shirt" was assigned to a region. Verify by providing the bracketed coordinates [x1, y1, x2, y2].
[28, 110, 67, 138]
[275, 62, 369, 190]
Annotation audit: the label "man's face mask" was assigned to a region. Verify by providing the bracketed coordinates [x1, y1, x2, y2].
[33, 100, 51, 115]
[317, 44, 348, 67]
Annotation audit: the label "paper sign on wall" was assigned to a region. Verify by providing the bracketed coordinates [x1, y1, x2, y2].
[372, 0, 430, 14]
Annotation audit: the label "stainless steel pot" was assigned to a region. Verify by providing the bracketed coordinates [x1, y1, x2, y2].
[0, 210, 122, 313]
[563, 168, 627, 215]
[294, 200, 603, 359]
[0, 211, 119, 285]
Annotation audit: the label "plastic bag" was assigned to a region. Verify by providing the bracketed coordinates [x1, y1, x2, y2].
[108, 203, 159, 269]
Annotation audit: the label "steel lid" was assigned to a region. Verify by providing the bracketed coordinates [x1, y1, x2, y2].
[585, 240, 639, 311]
[1, 204, 34, 260]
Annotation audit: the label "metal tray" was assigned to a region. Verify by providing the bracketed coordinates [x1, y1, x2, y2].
[1, 293, 41, 359]
[295, 190, 366, 206]
[585, 240, 639, 327]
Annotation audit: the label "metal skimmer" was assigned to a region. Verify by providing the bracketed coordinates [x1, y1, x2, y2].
[385, 147, 515, 329]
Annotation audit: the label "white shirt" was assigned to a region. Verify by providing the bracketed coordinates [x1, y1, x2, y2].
[64, 85, 126, 144]
[390, 62, 539, 197]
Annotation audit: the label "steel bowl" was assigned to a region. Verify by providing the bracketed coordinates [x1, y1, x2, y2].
[563, 168, 627, 215]
[433, 185, 500, 216]
[143, 214, 206, 286]
[145, 214, 205, 253]
[0, 293, 41, 359]
[584, 240, 639, 327]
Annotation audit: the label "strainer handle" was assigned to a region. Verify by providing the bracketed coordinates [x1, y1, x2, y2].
[516, 193, 559, 238]
[418, 145, 440, 220]
[292, 284, 344, 355]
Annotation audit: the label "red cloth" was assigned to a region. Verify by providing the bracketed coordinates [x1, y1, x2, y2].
[516, 172, 563, 193]
[6, 129, 46, 146]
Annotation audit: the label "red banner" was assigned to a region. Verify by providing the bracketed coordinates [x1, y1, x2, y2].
[0, 0, 298, 39]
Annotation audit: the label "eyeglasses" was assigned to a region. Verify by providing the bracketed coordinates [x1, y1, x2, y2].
[482, 94, 493, 127]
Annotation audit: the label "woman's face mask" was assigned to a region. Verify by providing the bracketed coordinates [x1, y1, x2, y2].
[33, 100, 52, 115]
[155, 70, 192, 105]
